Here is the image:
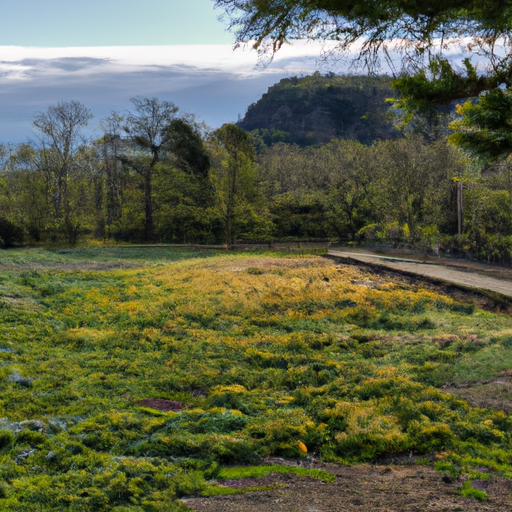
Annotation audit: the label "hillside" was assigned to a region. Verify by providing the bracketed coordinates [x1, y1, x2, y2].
[239, 73, 398, 146]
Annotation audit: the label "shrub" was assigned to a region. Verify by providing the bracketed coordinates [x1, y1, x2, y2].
[15, 430, 45, 447]
[0, 431, 14, 450]
[0, 217, 24, 248]
[458, 481, 487, 500]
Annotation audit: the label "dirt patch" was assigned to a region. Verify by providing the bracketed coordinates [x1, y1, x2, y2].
[0, 261, 141, 272]
[217, 472, 305, 489]
[441, 379, 512, 413]
[134, 399, 188, 412]
[183, 462, 512, 512]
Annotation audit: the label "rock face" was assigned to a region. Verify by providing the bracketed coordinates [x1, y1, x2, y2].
[7, 370, 33, 387]
[239, 73, 398, 146]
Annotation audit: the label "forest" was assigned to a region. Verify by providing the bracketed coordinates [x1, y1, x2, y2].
[1, 68, 512, 512]
[2, 0, 512, 508]
[0, 74, 512, 264]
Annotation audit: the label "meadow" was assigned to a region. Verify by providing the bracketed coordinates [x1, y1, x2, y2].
[0, 247, 512, 510]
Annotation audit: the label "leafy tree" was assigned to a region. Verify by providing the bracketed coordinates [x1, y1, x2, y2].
[372, 137, 460, 240]
[119, 97, 179, 241]
[209, 124, 266, 247]
[167, 118, 211, 178]
[0, 216, 23, 248]
[240, 74, 397, 146]
[99, 111, 124, 236]
[1, 144, 49, 242]
[258, 141, 377, 239]
[318, 140, 376, 239]
[153, 162, 222, 244]
[215, 0, 511, 71]
[153, 120, 217, 243]
[449, 88, 512, 164]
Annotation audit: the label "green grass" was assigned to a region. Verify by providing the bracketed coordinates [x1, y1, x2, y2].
[200, 464, 335, 496]
[217, 465, 335, 483]
[458, 481, 488, 500]
[0, 247, 511, 510]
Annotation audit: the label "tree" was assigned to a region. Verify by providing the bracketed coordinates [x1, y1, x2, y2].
[217, 0, 509, 65]
[449, 88, 512, 164]
[32, 101, 93, 244]
[373, 137, 460, 240]
[318, 140, 376, 239]
[448, 88, 512, 239]
[167, 118, 211, 178]
[239, 74, 397, 146]
[100, 111, 124, 235]
[209, 124, 259, 248]
[216, 0, 512, 113]
[119, 97, 179, 241]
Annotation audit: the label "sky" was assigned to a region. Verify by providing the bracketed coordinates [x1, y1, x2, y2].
[0, 0, 341, 142]
[0, 1, 476, 142]
[0, 0, 233, 47]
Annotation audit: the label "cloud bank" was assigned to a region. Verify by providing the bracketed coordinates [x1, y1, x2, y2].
[0, 41, 482, 142]
[0, 43, 347, 142]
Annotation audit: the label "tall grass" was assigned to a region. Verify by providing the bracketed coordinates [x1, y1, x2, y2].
[0, 247, 511, 510]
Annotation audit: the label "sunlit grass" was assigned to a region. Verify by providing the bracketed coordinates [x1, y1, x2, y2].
[0, 247, 511, 510]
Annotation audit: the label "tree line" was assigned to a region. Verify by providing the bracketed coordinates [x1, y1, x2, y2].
[0, 98, 260, 249]
[0, 95, 511, 263]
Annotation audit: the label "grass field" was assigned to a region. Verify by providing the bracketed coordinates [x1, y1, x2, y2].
[1, 247, 512, 510]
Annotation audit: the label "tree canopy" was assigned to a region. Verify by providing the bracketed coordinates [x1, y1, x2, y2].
[448, 87, 512, 163]
[216, 0, 512, 66]
[216, 0, 512, 105]
[240, 73, 397, 146]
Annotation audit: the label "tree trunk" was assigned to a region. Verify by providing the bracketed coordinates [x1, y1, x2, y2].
[144, 167, 154, 242]
[225, 165, 237, 249]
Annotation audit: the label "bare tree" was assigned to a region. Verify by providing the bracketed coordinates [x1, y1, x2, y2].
[33, 101, 93, 244]
[119, 97, 178, 241]
[100, 111, 124, 235]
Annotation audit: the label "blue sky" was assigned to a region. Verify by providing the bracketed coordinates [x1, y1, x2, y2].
[0, 1, 339, 141]
[0, 0, 233, 46]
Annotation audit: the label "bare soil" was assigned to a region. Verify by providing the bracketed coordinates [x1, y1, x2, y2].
[0, 260, 142, 271]
[183, 461, 512, 512]
[441, 376, 512, 413]
[133, 399, 188, 412]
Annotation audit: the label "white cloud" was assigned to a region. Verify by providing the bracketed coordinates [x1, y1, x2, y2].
[0, 43, 344, 141]
[0, 43, 337, 82]
[0, 40, 494, 142]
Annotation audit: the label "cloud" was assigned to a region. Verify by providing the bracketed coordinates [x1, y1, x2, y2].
[0, 44, 341, 142]
[0, 40, 490, 142]
[18, 57, 111, 72]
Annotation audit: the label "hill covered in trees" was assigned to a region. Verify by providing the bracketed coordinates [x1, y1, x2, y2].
[1, 91, 512, 264]
[239, 73, 398, 146]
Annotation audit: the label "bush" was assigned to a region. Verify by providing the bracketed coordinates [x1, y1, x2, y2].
[0, 217, 24, 248]
[0, 430, 14, 450]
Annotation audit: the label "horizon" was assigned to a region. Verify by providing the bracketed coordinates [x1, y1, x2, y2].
[0, 42, 357, 143]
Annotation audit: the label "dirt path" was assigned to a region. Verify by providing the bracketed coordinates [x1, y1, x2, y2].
[328, 249, 512, 300]
[183, 462, 512, 512]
